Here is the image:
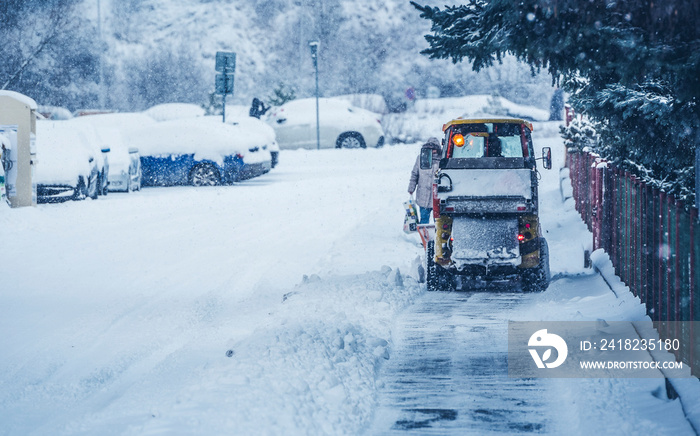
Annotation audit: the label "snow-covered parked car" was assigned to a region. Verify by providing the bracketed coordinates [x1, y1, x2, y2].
[68, 113, 150, 192]
[62, 119, 111, 197]
[266, 98, 385, 149]
[35, 121, 102, 203]
[225, 115, 279, 169]
[128, 116, 272, 187]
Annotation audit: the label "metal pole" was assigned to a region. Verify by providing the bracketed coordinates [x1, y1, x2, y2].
[97, 0, 105, 109]
[314, 57, 320, 150]
[222, 93, 226, 124]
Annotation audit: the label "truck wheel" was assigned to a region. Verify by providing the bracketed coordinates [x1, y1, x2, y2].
[426, 241, 453, 292]
[427, 241, 438, 291]
[521, 238, 550, 292]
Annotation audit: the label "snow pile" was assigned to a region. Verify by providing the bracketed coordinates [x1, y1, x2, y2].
[383, 94, 549, 143]
[37, 105, 73, 120]
[144, 103, 205, 121]
[140, 269, 423, 435]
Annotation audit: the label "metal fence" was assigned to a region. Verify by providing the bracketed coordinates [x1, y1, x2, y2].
[566, 149, 699, 375]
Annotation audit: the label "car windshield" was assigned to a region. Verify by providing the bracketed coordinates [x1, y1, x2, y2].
[449, 123, 525, 158]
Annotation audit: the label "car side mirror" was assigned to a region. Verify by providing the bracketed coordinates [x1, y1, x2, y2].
[542, 147, 552, 170]
[128, 147, 139, 154]
[101, 147, 111, 153]
[419, 148, 432, 170]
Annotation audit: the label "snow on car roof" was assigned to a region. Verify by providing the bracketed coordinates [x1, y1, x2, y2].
[144, 103, 206, 122]
[127, 116, 271, 164]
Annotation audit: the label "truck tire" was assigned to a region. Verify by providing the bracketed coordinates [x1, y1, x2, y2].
[521, 238, 551, 292]
[426, 241, 453, 292]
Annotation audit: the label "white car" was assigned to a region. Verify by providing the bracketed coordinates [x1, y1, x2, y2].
[35, 121, 101, 202]
[266, 98, 385, 149]
[68, 113, 152, 192]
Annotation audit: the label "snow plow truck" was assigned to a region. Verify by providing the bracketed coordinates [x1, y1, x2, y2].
[418, 118, 553, 292]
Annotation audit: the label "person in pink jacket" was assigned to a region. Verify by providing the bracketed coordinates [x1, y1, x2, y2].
[408, 137, 441, 224]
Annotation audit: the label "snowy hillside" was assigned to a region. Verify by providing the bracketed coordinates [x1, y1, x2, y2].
[75, 0, 556, 111]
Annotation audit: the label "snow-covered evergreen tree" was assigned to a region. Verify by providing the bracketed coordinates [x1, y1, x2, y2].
[412, 0, 700, 201]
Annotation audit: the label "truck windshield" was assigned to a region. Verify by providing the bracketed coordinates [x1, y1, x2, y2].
[448, 123, 526, 158]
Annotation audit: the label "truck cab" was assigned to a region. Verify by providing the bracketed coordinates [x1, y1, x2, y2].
[424, 118, 552, 292]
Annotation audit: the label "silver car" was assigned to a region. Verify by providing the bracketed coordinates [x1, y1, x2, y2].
[108, 147, 141, 192]
[267, 98, 385, 149]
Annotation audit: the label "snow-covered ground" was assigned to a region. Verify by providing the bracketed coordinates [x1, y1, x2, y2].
[1, 119, 698, 435]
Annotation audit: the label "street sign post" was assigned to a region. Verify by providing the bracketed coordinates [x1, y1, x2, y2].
[214, 51, 236, 123]
[215, 74, 235, 95]
[309, 41, 320, 150]
[215, 52, 236, 74]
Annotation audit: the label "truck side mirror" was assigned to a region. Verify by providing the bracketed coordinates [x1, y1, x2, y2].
[419, 148, 432, 170]
[542, 147, 552, 170]
[437, 173, 452, 193]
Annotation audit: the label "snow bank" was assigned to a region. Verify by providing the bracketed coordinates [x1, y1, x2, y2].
[383, 95, 549, 143]
[143, 269, 423, 435]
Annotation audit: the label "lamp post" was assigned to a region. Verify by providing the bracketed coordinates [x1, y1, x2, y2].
[309, 40, 320, 150]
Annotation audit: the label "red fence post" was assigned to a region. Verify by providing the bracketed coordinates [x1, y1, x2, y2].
[674, 199, 680, 322]
[631, 176, 638, 297]
[691, 207, 698, 375]
[659, 190, 666, 323]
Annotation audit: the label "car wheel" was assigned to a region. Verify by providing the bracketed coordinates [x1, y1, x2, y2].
[100, 171, 108, 196]
[87, 172, 99, 199]
[73, 176, 87, 200]
[189, 164, 220, 186]
[336, 132, 366, 149]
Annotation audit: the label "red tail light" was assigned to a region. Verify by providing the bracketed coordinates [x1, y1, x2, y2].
[517, 234, 525, 242]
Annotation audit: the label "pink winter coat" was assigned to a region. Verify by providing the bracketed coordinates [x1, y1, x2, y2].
[408, 138, 441, 209]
